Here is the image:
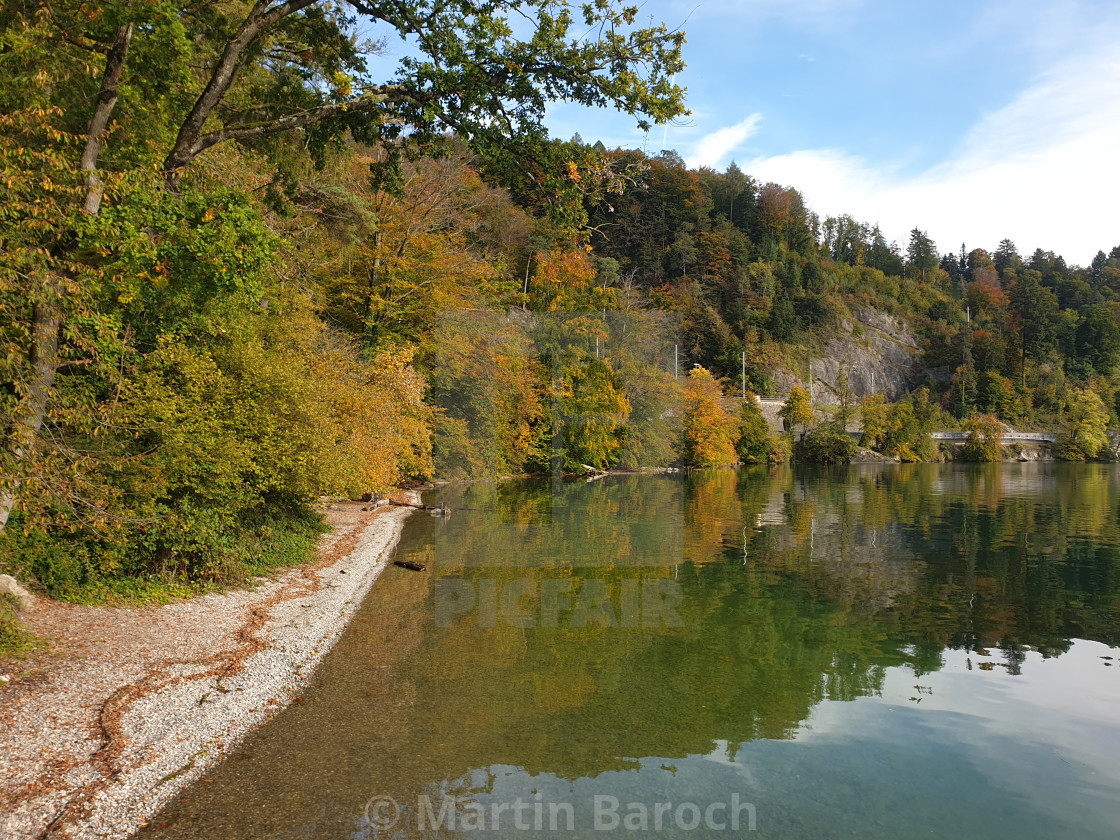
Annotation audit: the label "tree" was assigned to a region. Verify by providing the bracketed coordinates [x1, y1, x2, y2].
[0, 0, 687, 534]
[799, 425, 857, 465]
[737, 395, 773, 464]
[978, 371, 1020, 422]
[1074, 305, 1120, 376]
[1008, 269, 1059, 386]
[1054, 389, 1110, 461]
[865, 226, 904, 276]
[859, 394, 888, 450]
[779, 385, 816, 440]
[877, 390, 940, 462]
[560, 357, 631, 471]
[682, 367, 739, 467]
[993, 239, 1022, 275]
[835, 368, 854, 429]
[962, 415, 1003, 462]
[906, 228, 938, 283]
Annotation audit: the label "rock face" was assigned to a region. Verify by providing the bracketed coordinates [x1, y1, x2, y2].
[0, 574, 35, 611]
[772, 307, 921, 402]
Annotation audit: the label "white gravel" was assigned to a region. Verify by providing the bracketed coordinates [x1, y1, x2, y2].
[0, 496, 417, 840]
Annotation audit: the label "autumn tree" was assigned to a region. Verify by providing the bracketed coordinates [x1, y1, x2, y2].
[682, 368, 739, 467]
[1054, 389, 1110, 461]
[962, 414, 1004, 462]
[559, 356, 632, 471]
[859, 394, 889, 450]
[0, 0, 687, 534]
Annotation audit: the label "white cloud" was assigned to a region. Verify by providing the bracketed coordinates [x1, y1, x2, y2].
[743, 43, 1120, 263]
[685, 114, 763, 168]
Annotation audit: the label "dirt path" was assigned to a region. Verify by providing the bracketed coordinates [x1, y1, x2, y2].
[0, 497, 418, 840]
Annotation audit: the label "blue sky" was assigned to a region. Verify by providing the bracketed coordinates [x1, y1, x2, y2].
[539, 0, 1120, 265]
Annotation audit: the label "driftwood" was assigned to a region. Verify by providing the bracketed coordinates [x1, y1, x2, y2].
[393, 559, 426, 572]
[391, 500, 450, 516]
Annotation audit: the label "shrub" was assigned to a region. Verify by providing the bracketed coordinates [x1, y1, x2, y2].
[798, 424, 858, 465]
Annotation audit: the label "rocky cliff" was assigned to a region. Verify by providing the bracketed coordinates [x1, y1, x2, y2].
[772, 307, 921, 402]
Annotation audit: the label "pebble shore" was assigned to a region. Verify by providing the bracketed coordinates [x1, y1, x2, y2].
[0, 496, 417, 840]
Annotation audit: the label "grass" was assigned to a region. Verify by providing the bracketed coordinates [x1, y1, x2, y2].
[0, 507, 328, 607]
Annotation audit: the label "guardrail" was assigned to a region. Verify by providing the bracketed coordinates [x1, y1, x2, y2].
[930, 431, 1058, 443]
[722, 396, 1067, 444]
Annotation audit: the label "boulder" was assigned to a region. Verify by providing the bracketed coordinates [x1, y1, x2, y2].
[0, 574, 35, 611]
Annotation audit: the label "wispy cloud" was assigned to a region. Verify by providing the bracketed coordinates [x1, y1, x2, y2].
[744, 42, 1120, 263]
[685, 114, 763, 168]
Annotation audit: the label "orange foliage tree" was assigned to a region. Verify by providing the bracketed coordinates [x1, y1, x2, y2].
[683, 367, 739, 467]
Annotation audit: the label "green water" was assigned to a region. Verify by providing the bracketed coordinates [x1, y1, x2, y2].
[138, 464, 1120, 839]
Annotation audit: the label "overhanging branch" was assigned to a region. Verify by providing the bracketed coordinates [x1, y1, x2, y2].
[188, 86, 413, 157]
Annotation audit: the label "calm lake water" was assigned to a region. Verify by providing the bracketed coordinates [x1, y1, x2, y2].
[138, 464, 1120, 839]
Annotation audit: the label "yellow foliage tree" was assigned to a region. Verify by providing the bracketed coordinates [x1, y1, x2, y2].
[531, 249, 619, 312]
[683, 367, 739, 467]
[779, 385, 817, 440]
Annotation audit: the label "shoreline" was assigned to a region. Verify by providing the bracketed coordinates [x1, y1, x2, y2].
[0, 495, 418, 840]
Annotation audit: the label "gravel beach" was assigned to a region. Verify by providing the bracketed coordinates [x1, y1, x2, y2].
[0, 496, 418, 840]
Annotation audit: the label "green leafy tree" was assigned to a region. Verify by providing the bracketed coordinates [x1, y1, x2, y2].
[1054, 388, 1110, 461]
[1008, 269, 1059, 386]
[798, 425, 857, 465]
[859, 394, 888, 450]
[949, 363, 979, 418]
[1074, 305, 1120, 376]
[0, 0, 687, 534]
[737, 395, 773, 464]
[779, 385, 816, 440]
[834, 368, 854, 429]
[906, 228, 938, 283]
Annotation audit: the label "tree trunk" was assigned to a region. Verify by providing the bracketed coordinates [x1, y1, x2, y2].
[81, 25, 133, 213]
[363, 230, 383, 346]
[0, 26, 132, 535]
[0, 283, 63, 532]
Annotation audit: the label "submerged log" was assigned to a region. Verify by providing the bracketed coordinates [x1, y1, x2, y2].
[393, 559, 426, 572]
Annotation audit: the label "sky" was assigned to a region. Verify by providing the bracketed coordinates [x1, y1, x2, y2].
[539, 0, 1120, 265]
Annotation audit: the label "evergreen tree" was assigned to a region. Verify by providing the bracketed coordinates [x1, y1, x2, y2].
[906, 229, 938, 282]
[994, 239, 1022, 275]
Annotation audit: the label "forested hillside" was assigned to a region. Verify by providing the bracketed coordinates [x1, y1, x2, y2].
[2, 1, 1117, 600]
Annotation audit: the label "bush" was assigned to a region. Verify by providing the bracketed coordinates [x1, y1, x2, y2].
[0, 593, 41, 658]
[798, 424, 858, 465]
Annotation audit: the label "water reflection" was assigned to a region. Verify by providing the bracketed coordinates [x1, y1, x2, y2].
[136, 464, 1120, 840]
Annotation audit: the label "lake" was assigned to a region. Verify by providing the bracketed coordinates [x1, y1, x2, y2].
[137, 464, 1120, 839]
